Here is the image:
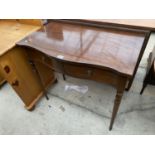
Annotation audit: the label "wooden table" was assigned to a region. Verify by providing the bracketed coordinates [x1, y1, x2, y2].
[53, 19, 153, 90]
[0, 20, 56, 110]
[83, 19, 155, 31]
[17, 20, 150, 130]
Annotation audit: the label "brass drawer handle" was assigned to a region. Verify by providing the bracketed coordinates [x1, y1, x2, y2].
[79, 69, 93, 78]
[87, 70, 92, 77]
[11, 80, 19, 86]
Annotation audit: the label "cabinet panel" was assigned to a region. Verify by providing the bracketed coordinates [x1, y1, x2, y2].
[0, 47, 55, 110]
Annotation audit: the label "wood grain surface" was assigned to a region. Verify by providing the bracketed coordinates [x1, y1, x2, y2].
[0, 20, 41, 56]
[18, 21, 146, 76]
[82, 19, 155, 31]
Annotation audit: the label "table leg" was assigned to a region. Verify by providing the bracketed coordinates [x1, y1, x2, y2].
[63, 74, 66, 80]
[109, 77, 127, 130]
[30, 60, 49, 100]
[125, 32, 150, 91]
[140, 82, 148, 95]
[140, 64, 154, 95]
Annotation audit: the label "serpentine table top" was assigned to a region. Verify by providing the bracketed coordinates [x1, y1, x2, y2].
[18, 20, 146, 77]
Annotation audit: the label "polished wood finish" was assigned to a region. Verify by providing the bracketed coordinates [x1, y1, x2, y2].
[18, 21, 146, 76]
[17, 20, 147, 130]
[0, 47, 55, 110]
[57, 19, 151, 90]
[82, 19, 155, 31]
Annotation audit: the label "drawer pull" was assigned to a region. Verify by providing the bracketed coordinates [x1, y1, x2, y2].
[4, 65, 10, 73]
[11, 80, 19, 86]
[87, 70, 92, 76]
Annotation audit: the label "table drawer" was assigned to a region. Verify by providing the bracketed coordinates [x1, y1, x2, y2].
[63, 62, 119, 86]
[92, 68, 119, 86]
[63, 63, 94, 79]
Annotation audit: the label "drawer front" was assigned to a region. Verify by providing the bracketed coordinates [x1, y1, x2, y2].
[62, 62, 119, 86]
[92, 68, 119, 86]
[63, 63, 93, 79]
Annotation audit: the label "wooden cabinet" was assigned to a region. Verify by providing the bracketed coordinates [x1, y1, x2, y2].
[0, 47, 56, 110]
[0, 19, 42, 87]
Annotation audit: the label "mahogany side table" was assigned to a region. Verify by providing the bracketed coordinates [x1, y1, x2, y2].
[17, 20, 149, 130]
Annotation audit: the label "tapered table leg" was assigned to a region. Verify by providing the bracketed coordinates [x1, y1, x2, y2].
[140, 82, 147, 95]
[62, 74, 66, 80]
[30, 60, 49, 100]
[140, 63, 154, 95]
[109, 77, 127, 130]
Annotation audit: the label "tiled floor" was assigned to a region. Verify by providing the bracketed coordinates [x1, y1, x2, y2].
[0, 34, 155, 135]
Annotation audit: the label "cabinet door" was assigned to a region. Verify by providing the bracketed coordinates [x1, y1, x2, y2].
[0, 47, 55, 110]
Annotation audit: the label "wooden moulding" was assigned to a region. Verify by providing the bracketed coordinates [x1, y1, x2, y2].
[80, 19, 155, 31]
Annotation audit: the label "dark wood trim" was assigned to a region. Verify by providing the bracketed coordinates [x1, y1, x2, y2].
[47, 19, 149, 34]
[72, 19, 155, 32]
[109, 76, 127, 130]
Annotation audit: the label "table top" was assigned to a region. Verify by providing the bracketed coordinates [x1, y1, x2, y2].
[18, 21, 146, 76]
[82, 19, 155, 31]
[0, 20, 41, 56]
